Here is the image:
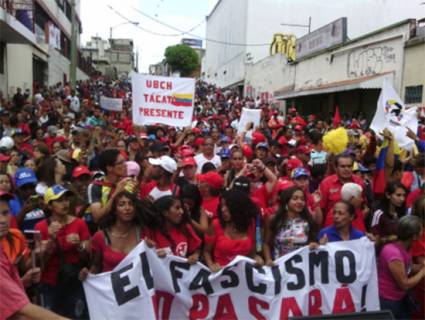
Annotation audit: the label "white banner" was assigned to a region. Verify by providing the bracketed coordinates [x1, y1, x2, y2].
[100, 96, 123, 112]
[131, 73, 195, 127]
[48, 22, 61, 50]
[84, 238, 379, 320]
[371, 77, 418, 150]
[238, 108, 262, 134]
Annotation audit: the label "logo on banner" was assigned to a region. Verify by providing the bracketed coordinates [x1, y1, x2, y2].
[175, 242, 188, 257]
[384, 99, 403, 124]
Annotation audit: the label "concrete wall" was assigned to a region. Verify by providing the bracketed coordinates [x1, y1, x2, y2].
[202, 0, 247, 87]
[402, 40, 425, 105]
[6, 44, 32, 96]
[48, 47, 88, 86]
[293, 22, 411, 93]
[244, 54, 295, 100]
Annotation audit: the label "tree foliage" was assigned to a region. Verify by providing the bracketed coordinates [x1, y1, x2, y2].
[164, 44, 199, 77]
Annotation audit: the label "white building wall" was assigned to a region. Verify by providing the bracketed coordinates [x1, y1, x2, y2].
[245, 54, 295, 99]
[47, 47, 88, 86]
[202, 0, 248, 87]
[6, 44, 32, 96]
[294, 22, 411, 93]
[204, 0, 425, 88]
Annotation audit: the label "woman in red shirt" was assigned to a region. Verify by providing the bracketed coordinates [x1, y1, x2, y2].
[203, 190, 263, 272]
[86, 191, 153, 273]
[35, 185, 90, 319]
[148, 195, 201, 264]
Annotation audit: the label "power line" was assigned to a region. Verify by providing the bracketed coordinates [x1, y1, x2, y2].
[107, 5, 192, 37]
[108, 5, 271, 47]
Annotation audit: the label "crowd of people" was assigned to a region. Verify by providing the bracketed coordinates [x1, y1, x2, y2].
[0, 79, 424, 319]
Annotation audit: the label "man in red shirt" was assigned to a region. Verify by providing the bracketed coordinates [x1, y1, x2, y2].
[0, 247, 67, 319]
[319, 154, 365, 218]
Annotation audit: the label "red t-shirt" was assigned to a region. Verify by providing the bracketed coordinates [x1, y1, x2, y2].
[205, 219, 255, 266]
[91, 229, 147, 272]
[319, 174, 365, 217]
[201, 196, 220, 218]
[147, 224, 201, 258]
[407, 188, 422, 209]
[35, 218, 90, 286]
[0, 249, 30, 319]
[324, 207, 366, 232]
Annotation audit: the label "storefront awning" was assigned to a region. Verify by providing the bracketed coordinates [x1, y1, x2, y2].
[274, 72, 394, 100]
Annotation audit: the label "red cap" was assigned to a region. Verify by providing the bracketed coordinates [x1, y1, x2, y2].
[242, 144, 253, 160]
[179, 145, 195, 157]
[277, 136, 288, 146]
[296, 145, 310, 155]
[0, 153, 10, 162]
[182, 157, 196, 167]
[72, 165, 92, 178]
[252, 131, 266, 145]
[194, 137, 205, 147]
[286, 157, 303, 173]
[294, 125, 303, 132]
[192, 127, 202, 135]
[196, 171, 224, 189]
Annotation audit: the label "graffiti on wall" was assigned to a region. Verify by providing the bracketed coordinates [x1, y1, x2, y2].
[270, 33, 296, 62]
[347, 45, 396, 78]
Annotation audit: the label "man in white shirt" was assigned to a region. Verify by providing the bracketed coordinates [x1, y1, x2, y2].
[194, 136, 221, 173]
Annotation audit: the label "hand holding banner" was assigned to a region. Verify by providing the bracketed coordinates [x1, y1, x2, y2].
[132, 73, 195, 127]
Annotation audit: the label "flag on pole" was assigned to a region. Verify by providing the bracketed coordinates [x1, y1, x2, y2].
[333, 105, 341, 128]
[370, 77, 418, 150]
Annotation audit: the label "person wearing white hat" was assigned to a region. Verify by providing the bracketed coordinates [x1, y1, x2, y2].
[0, 136, 14, 150]
[141, 156, 179, 201]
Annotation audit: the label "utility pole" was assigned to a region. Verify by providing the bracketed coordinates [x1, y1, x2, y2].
[70, 0, 77, 88]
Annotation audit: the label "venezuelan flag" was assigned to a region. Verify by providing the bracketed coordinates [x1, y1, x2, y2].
[373, 140, 400, 195]
[172, 94, 193, 107]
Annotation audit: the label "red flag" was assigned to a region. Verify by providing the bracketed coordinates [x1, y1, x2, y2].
[333, 105, 341, 128]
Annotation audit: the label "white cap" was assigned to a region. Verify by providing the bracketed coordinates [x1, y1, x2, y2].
[341, 183, 363, 200]
[0, 136, 14, 150]
[148, 155, 177, 174]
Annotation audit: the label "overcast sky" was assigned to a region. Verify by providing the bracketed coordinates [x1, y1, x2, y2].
[80, 0, 218, 73]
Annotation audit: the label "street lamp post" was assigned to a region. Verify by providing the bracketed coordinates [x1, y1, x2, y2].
[109, 21, 139, 40]
[70, 0, 77, 89]
[281, 17, 312, 33]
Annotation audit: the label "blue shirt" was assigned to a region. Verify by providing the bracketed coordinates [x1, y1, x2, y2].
[317, 225, 364, 242]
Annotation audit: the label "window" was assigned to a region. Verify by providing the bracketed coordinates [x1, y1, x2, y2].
[405, 85, 423, 104]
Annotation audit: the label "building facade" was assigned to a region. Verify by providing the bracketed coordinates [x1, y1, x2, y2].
[249, 19, 424, 120]
[0, 0, 91, 98]
[82, 37, 135, 79]
[202, 0, 425, 91]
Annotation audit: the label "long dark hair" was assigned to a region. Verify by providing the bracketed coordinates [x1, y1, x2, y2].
[218, 190, 258, 232]
[98, 191, 155, 230]
[378, 182, 407, 219]
[153, 195, 191, 254]
[180, 184, 202, 222]
[270, 186, 316, 243]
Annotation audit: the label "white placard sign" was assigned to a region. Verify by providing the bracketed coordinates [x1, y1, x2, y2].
[238, 108, 262, 134]
[132, 73, 195, 127]
[100, 96, 123, 112]
[84, 238, 379, 319]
